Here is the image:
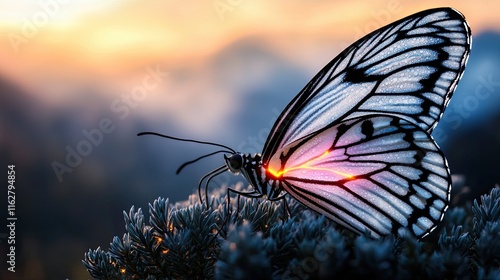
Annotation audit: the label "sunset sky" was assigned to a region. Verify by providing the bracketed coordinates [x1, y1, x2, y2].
[1, 2, 499, 100]
[1, 1, 499, 140]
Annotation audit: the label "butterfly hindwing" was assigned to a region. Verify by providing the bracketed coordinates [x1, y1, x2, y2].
[262, 8, 471, 164]
[267, 115, 450, 238]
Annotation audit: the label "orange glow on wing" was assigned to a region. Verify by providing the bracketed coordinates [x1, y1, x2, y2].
[267, 150, 354, 180]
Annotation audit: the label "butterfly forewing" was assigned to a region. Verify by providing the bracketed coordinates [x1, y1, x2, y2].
[268, 115, 450, 238]
[262, 8, 471, 164]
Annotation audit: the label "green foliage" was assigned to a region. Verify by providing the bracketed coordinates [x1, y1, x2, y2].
[83, 185, 500, 279]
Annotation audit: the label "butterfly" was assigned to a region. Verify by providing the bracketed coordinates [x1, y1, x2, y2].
[140, 7, 471, 238]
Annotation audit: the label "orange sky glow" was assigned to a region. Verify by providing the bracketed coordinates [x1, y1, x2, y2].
[1, 1, 499, 111]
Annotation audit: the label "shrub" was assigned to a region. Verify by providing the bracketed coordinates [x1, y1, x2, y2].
[83, 184, 500, 279]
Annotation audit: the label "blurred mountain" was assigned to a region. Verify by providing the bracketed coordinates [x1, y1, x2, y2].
[0, 76, 201, 278]
[433, 31, 500, 195]
[206, 36, 311, 154]
[435, 31, 500, 136]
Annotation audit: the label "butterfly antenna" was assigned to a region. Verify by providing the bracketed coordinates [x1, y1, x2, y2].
[137, 132, 236, 153]
[176, 150, 228, 174]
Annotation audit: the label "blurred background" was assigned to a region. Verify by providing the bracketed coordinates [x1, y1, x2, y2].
[0, 0, 499, 278]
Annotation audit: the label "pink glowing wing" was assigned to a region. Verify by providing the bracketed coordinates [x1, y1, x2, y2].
[267, 115, 450, 238]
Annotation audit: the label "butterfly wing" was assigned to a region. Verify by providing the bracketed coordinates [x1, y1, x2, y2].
[267, 115, 450, 238]
[262, 8, 471, 164]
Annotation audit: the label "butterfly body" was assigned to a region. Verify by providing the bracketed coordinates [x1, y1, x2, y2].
[224, 153, 285, 200]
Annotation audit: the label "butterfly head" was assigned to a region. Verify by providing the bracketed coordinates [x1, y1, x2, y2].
[224, 153, 244, 175]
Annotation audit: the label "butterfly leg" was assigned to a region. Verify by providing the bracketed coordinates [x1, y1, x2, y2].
[234, 193, 242, 223]
[269, 194, 290, 221]
[283, 197, 291, 221]
[225, 187, 263, 224]
[214, 188, 262, 237]
[197, 165, 227, 208]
